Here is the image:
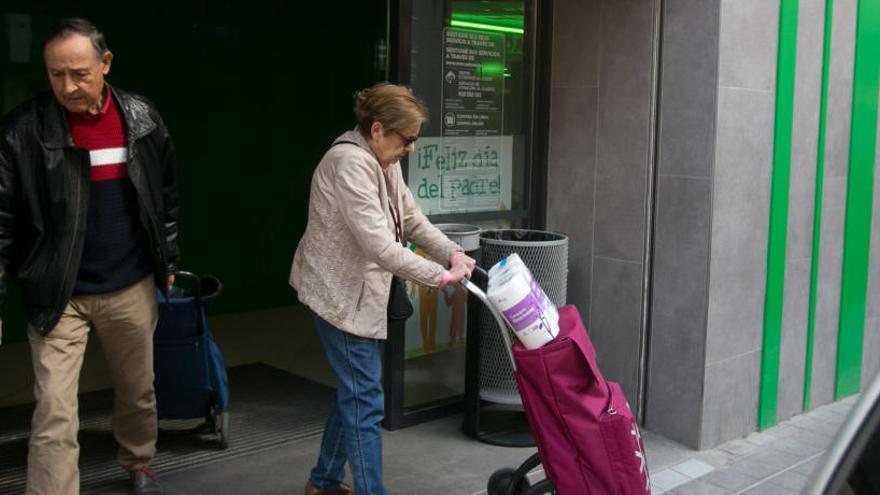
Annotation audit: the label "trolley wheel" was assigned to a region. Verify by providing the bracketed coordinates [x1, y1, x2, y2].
[206, 411, 218, 434]
[206, 403, 222, 434]
[216, 411, 230, 449]
[488, 468, 532, 495]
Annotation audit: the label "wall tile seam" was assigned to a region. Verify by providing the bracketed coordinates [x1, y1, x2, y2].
[658, 173, 712, 181]
[593, 254, 644, 266]
[706, 348, 762, 368]
[718, 85, 775, 94]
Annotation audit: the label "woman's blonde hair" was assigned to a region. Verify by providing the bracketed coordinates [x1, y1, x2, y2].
[354, 82, 429, 137]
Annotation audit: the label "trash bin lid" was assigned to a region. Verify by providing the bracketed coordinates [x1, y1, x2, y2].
[436, 223, 481, 251]
[480, 229, 568, 247]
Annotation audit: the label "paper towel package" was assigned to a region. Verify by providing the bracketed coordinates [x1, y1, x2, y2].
[487, 253, 560, 349]
[488, 253, 558, 325]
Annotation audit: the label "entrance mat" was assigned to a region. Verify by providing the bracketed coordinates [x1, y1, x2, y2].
[0, 363, 334, 493]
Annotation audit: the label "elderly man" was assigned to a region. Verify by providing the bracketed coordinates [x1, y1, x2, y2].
[0, 18, 180, 495]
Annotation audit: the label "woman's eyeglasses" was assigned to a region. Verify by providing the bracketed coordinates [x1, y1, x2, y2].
[394, 130, 419, 147]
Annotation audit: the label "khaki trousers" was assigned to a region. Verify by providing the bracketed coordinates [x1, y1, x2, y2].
[26, 275, 159, 495]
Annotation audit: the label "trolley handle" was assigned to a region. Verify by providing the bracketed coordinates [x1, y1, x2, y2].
[159, 271, 207, 329]
[460, 267, 517, 372]
[171, 270, 203, 303]
[158, 270, 204, 304]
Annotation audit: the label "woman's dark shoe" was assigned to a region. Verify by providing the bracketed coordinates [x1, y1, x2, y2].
[305, 479, 354, 495]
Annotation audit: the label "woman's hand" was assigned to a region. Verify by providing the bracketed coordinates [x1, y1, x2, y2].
[449, 251, 476, 271]
[446, 256, 474, 284]
[439, 251, 476, 288]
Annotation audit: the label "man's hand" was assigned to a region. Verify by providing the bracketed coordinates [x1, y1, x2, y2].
[167, 274, 175, 289]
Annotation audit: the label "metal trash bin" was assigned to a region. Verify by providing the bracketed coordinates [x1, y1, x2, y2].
[463, 229, 568, 446]
[435, 223, 482, 253]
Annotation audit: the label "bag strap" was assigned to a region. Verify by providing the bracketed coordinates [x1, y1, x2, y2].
[388, 197, 403, 243]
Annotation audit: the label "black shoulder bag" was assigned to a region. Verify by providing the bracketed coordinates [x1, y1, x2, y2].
[386, 195, 414, 321]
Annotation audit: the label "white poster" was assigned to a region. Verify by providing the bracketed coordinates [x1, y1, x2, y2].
[407, 135, 513, 215]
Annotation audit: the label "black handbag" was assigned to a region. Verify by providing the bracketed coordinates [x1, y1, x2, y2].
[387, 275, 414, 321]
[385, 184, 414, 321]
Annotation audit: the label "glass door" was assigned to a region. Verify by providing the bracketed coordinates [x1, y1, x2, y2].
[383, 0, 550, 429]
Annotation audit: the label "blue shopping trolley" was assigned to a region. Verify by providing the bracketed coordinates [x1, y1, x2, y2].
[154, 270, 230, 449]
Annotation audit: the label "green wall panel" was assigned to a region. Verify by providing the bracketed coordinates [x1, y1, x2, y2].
[759, 0, 799, 430]
[836, 0, 880, 399]
[0, 1, 387, 342]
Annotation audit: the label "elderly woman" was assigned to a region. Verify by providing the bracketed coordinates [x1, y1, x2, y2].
[290, 82, 475, 495]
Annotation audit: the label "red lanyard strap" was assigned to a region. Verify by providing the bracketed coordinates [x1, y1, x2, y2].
[388, 197, 402, 243]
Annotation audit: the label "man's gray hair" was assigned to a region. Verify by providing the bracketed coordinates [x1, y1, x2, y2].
[44, 18, 109, 59]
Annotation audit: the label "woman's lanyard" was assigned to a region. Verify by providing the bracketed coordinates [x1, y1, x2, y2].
[384, 171, 403, 243]
[387, 194, 403, 244]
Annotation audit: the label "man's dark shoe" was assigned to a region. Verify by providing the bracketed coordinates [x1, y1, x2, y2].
[305, 479, 354, 495]
[130, 466, 164, 495]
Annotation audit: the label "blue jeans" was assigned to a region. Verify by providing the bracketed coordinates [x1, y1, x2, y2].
[310, 315, 388, 495]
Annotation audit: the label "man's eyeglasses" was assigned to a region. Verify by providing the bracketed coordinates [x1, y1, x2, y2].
[394, 130, 419, 147]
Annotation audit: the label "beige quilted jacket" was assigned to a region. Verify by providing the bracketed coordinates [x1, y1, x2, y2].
[290, 129, 461, 339]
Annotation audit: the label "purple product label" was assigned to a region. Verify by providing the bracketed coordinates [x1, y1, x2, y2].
[529, 279, 550, 312]
[501, 294, 544, 331]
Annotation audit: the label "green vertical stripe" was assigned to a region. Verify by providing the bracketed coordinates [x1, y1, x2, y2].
[759, 0, 799, 430]
[836, 0, 880, 399]
[804, 0, 835, 412]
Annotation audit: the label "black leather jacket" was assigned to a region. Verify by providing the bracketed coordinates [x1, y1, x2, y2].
[0, 86, 180, 335]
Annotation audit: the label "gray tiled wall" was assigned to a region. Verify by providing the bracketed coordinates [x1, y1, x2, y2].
[705, 88, 775, 365]
[590, 256, 644, 397]
[592, 0, 654, 263]
[702, 0, 779, 446]
[546, 87, 597, 320]
[811, 177, 847, 406]
[587, 0, 657, 404]
[777, 0, 825, 421]
[700, 350, 762, 447]
[862, 111, 880, 385]
[778, 259, 811, 420]
[644, 0, 718, 449]
[717, 0, 779, 91]
[646, 176, 713, 447]
[546, 0, 658, 408]
[549, 0, 599, 88]
[823, 0, 858, 180]
[809, 0, 858, 408]
[546, 0, 871, 451]
[546, 0, 599, 323]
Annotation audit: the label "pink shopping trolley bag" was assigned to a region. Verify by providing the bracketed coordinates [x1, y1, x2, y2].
[512, 305, 651, 495]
